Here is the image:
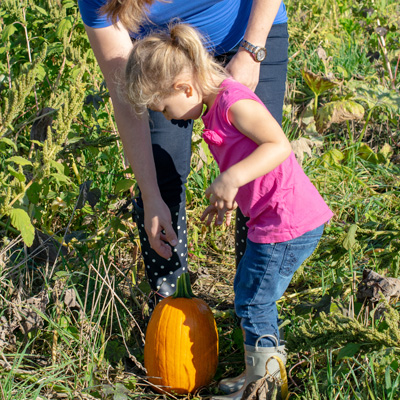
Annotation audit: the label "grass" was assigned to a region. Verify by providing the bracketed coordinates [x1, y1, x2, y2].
[1, 0, 400, 398]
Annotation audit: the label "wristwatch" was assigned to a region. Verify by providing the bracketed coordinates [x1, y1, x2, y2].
[240, 39, 267, 62]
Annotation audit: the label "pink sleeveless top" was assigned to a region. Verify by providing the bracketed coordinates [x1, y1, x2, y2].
[202, 78, 333, 243]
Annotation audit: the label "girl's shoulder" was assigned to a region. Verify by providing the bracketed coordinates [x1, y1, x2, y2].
[219, 78, 264, 110]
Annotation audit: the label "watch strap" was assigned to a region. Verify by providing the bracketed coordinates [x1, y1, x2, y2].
[240, 39, 267, 62]
[241, 39, 258, 54]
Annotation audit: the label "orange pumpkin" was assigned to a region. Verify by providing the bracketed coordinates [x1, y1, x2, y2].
[144, 273, 219, 394]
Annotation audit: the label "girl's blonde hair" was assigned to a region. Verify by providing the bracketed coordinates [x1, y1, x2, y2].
[124, 23, 228, 114]
[100, 0, 154, 32]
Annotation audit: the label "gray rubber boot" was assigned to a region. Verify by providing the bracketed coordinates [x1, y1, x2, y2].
[218, 325, 286, 394]
[218, 371, 246, 395]
[213, 335, 287, 400]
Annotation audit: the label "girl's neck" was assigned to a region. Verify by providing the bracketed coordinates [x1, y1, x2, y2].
[202, 74, 226, 110]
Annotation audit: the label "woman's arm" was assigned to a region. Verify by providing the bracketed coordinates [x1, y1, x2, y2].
[202, 100, 292, 225]
[226, 0, 283, 91]
[84, 23, 178, 258]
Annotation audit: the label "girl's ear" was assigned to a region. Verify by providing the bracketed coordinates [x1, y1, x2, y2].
[174, 81, 193, 97]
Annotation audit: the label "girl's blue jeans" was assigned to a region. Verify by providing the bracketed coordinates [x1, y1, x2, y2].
[234, 224, 325, 347]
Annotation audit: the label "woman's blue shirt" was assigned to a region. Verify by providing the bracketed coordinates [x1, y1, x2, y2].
[78, 0, 287, 55]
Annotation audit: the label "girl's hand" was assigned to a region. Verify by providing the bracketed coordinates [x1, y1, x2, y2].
[201, 172, 239, 226]
[200, 203, 237, 226]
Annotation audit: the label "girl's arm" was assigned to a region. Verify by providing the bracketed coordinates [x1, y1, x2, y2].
[202, 99, 292, 226]
[226, 0, 283, 91]
[84, 23, 178, 258]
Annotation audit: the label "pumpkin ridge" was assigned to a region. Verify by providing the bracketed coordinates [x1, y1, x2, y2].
[164, 302, 172, 390]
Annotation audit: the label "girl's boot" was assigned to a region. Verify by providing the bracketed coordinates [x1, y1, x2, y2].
[218, 371, 246, 395]
[218, 326, 285, 394]
[213, 335, 287, 400]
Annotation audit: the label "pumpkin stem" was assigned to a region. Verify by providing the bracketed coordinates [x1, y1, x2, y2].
[173, 273, 195, 299]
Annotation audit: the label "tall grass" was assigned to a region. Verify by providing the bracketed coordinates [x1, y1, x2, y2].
[0, 0, 399, 398]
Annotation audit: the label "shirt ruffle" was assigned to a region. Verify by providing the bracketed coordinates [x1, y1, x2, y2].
[202, 129, 224, 146]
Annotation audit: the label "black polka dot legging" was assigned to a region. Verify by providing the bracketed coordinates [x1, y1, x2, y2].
[132, 200, 189, 309]
[235, 207, 249, 268]
[133, 198, 249, 309]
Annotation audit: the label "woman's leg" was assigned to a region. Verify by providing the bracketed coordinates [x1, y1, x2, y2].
[234, 225, 324, 347]
[132, 111, 193, 305]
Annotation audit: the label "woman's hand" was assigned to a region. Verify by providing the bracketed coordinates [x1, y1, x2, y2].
[226, 48, 261, 92]
[201, 172, 239, 226]
[144, 197, 178, 259]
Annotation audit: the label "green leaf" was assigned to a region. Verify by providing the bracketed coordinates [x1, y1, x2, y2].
[9, 208, 35, 246]
[316, 99, 364, 133]
[2, 24, 17, 42]
[30, 140, 44, 148]
[138, 280, 151, 295]
[6, 156, 32, 166]
[385, 366, 392, 390]
[35, 63, 47, 81]
[114, 383, 129, 400]
[349, 81, 400, 114]
[357, 144, 379, 164]
[50, 173, 71, 184]
[377, 143, 393, 165]
[7, 165, 26, 182]
[67, 136, 83, 144]
[55, 17, 72, 39]
[102, 385, 114, 396]
[62, 0, 77, 8]
[54, 271, 70, 278]
[301, 68, 339, 96]
[318, 148, 344, 167]
[201, 139, 214, 165]
[33, 5, 48, 15]
[47, 43, 64, 56]
[26, 182, 41, 204]
[343, 224, 358, 250]
[105, 341, 126, 364]
[0, 137, 17, 150]
[50, 160, 65, 174]
[114, 178, 135, 194]
[336, 65, 349, 79]
[337, 343, 361, 361]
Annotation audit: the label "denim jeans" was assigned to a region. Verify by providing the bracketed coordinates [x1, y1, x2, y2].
[234, 224, 325, 347]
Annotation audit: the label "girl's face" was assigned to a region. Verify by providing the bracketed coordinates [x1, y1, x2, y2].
[150, 80, 204, 121]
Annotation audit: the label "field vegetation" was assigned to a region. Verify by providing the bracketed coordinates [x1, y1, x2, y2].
[0, 0, 399, 398]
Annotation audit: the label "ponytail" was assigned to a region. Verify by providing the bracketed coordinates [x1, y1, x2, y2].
[124, 23, 228, 114]
[100, 0, 154, 32]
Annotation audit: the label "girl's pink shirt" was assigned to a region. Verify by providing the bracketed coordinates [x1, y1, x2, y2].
[202, 78, 333, 243]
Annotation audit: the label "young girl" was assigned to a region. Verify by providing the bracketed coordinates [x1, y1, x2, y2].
[124, 23, 333, 399]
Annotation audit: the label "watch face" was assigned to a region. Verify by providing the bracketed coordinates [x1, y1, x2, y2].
[256, 48, 267, 62]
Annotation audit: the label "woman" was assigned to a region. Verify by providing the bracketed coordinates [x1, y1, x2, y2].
[77, 0, 289, 304]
